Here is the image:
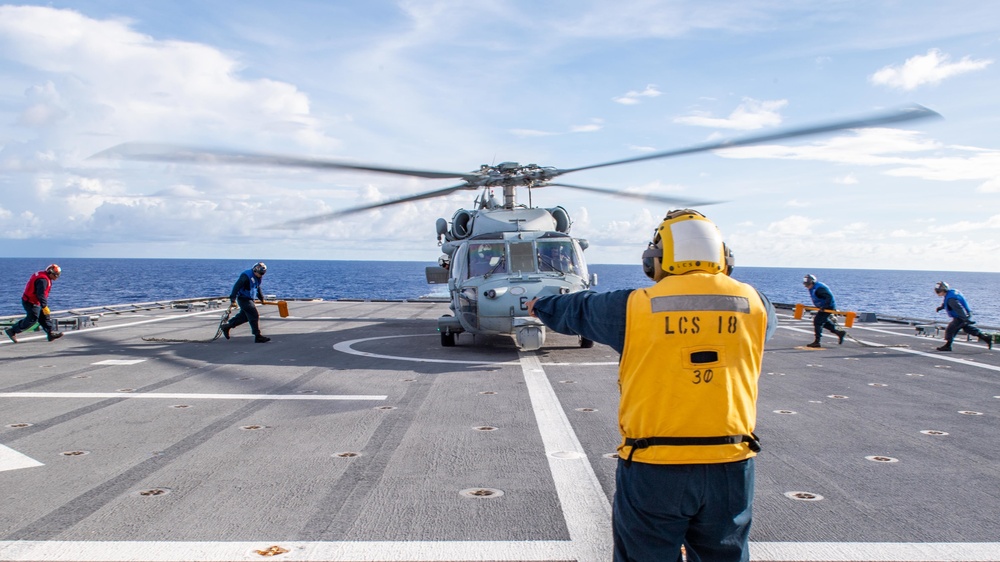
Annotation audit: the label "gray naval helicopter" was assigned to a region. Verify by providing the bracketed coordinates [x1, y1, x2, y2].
[94, 105, 938, 350]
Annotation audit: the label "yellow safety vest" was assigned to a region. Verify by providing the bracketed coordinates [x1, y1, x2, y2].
[619, 272, 768, 464]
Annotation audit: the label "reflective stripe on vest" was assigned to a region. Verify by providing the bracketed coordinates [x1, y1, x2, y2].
[619, 272, 768, 465]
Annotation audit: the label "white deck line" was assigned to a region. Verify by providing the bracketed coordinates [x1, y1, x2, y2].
[0, 392, 386, 401]
[0, 309, 224, 345]
[0, 444, 44, 472]
[519, 351, 615, 561]
[779, 325, 1000, 372]
[2, 540, 999, 561]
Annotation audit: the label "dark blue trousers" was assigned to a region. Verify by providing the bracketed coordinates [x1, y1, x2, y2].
[813, 311, 840, 340]
[11, 299, 54, 335]
[613, 458, 754, 562]
[227, 297, 261, 336]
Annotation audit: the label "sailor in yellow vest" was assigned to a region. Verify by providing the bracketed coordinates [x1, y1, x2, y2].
[528, 209, 776, 562]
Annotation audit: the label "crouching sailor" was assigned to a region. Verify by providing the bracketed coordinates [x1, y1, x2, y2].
[934, 281, 993, 351]
[5, 264, 64, 344]
[527, 209, 776, 562]
[222, 262, 271, 343]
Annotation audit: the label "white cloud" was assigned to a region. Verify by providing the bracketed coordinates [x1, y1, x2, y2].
[870, 48, 993, 91]
[977, 177, 1000, 193]
[929, 215, 1000, 233]
[613, 84, 662, 105]
[834, 174, 858, 185]
[674, 98, 787, 130]
[0, 5, 333, 152]
[763, 215, 823, 236]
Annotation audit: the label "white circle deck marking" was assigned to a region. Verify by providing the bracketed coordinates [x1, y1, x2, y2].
[334, 334, 519, 365]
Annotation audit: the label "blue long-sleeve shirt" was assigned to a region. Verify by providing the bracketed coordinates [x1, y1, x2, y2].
[808, 282, 836, 310]
[532, 288, 778, 355]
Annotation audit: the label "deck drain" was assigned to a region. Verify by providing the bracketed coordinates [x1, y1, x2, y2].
[134, 488, 171, 497]
[558, 380, 576, 384]
[921, 430, 949, 436]
[868, 383, 888, 387]
[808, 400, 823, 404]
[6, 423, 32, 428]
[297, 390, 317, 394]
[866, 455, 899, 463]
[827, 395, 848, 399]
[784, 491, 824, 501]
[71, 375, 90, 378]
[459, 488, 504, 499]
[170, 404, 191, 409]
[253, 545, 290, 557]
[116, 388, 136, 393]
[61, 450, 90, 456]
[375, 406, 396, 411]
[574, 408, 598, 412]
[473, 426, 498, 431]
[958, 411, 983, 416]
[240, 425, 268, 430]
[333, 452, 361, 458]
[238, 376, 253, 380]
[906, 373, 925, 377]
[602, 453, 620, 459]
[479, 391, 497, 395]
[401, 378, 416, 382]
[40, 365, 55, 368]
[773, 410, 797, 415]
[806, 364, 822, 367]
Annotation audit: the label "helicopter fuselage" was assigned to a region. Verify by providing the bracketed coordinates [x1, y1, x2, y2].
[426, 205, 595, 350]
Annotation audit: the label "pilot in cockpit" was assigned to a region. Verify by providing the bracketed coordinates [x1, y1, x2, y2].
[469, 244, 503, 277]
[538, 243, 576, 274]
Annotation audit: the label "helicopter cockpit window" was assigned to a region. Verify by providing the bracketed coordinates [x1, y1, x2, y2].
[508, 241, 536, 273]
[537, 240, 581, 275]
[468, 243, 506, 277]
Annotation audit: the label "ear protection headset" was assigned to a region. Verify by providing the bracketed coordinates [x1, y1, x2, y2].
[641, 209, 731, 281]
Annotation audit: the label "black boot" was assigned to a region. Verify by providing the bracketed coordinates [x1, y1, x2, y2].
[936, 343, 952, 352]
[979, 334, 993, 350]
[837, 330, 846, 345]
[254, 335, 271, 343]
[806, 340, 822, 348]
[222, 324, 231, 340]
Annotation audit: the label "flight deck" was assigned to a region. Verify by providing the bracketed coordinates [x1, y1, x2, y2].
[2, 299, 999, 561]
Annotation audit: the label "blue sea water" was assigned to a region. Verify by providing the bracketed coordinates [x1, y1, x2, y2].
[1, 258, 998, 328]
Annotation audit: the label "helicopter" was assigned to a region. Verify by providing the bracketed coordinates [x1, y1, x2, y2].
[93, 104, 939, 350]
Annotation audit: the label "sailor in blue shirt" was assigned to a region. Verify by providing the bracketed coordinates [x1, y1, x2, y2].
[802, 274, 846, 348]
[934, 281, 992, 351]
[222, 262, 271, 343]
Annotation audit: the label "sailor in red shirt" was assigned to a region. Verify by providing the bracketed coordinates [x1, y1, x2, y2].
[5, 264, 64, 343]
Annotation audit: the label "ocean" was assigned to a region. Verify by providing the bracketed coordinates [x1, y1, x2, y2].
[1, 258, 998, 328]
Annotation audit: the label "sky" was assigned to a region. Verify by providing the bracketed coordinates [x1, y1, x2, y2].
[0, 1, 998, 272]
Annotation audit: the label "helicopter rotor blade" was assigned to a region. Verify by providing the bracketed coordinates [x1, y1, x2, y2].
[91, 143, 474, 181]
[266, 182, 477, 229]
[555, 104, 941, 176]
[546, 183, 725, 207]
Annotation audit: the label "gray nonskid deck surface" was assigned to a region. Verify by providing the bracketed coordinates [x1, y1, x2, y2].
[1, 301, 998, 561]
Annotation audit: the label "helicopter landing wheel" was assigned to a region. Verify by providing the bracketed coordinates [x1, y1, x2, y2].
[441, 331, 456, 347]
[580, 337, 594, 348]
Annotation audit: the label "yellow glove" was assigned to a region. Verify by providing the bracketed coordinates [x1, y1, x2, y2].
[41, 306, 51, 315]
